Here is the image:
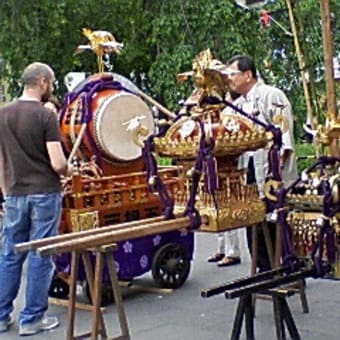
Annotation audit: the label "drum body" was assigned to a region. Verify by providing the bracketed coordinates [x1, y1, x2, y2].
[60, 74, 154, 175]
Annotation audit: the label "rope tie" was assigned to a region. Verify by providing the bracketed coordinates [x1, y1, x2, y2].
[142, 135, 175, 220]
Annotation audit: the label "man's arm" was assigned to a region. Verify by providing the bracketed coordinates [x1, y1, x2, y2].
[281, 149, 293, 167]
[46, 141, 72, 176]
[0, 153, 6, 197]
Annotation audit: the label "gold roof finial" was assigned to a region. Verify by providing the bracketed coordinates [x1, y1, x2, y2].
[75, 28, 124, 73]
[177, 49, 227, 105]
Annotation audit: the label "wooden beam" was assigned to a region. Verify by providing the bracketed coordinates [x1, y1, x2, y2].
[285, 0, 315, 128]
[15, 215, 167, 253]
[48, 297, 107, 313]
[320, 0, 337, 120]
[35, 215, 208, 257]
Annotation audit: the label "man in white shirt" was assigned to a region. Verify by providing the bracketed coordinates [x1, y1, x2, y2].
[221, 55, 298, 272]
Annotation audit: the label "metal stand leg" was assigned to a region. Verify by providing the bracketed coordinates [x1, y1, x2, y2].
[272, 292, 301, 340]
[274, 221, 309, 314]
[231, 294, 254, 340]
[251, 226, 259, 277]
[251, 226, 259, 312]
[230, 290, 301, 340]
[297, 279, 309, 313]
[273, 295, 286, 340]
[251, 223, 274, 312]
[279, 297, 301, 340]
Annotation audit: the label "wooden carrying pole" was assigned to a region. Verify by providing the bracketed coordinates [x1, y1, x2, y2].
[319, 0, 337, 121]
[285, 0, 315, 128]
[16, 215, 208, 257]
[319, 0, 339, 157]
[67, 123, 87, 163]
[138, 90, 176, 119]
[37, 216, 206, 257]
[15, 215, 167, 253]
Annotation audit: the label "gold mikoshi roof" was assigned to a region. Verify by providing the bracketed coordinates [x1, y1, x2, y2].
[154, 114, 269, 159]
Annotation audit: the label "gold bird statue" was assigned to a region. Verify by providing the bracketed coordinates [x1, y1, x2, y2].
[75, 28, 124, 73]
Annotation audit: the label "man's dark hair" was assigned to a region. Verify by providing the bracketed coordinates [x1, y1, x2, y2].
[226, 55, 257, 79]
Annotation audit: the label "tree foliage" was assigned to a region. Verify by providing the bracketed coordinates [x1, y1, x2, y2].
[0, 0, 339, 141]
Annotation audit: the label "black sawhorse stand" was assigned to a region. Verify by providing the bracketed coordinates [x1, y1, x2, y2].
[230, 289, 300, 340]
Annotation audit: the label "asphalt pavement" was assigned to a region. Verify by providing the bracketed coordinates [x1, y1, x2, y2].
[1, 229, 339, 340]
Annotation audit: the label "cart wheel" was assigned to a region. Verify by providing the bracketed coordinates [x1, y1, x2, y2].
[152, 243, 190, 289]
[49, 277, 70, 299]
[85, 281, 114, 306]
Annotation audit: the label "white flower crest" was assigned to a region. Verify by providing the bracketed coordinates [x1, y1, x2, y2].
[140, 255, 148, 268]
[123, 241, 133, 253]
[153, 234, 162, 246]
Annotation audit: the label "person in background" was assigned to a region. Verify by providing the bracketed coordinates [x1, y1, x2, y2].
[207, 229, 241, 267]
[221, 55, 297, 272]
[207, 90, 242, 268]
[0, 62, 72, 336]
[43, 95, 62, 118]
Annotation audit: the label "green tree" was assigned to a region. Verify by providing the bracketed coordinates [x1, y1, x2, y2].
[0, 0, 338, 142]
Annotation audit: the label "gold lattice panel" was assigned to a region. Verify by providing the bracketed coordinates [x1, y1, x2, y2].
[174, 168, 266, 232]
[70, 210, 100, 232]
[288, 211, 340, 259]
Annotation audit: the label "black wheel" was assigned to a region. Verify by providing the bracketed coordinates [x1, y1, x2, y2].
[85, 281, 114, 306]
[152, 243, 191, 289]
[49, 277, 70, 299]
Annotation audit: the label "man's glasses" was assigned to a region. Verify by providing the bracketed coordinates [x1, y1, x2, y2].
[222, 69, 243, 77]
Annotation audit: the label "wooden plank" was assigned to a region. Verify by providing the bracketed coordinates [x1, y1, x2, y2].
[37, 215, 208, 257]
[48, 297, 106, 313]
[285, 0, 314, 128]
[320, 0, 337, 119]
[127, 284, 173, 295]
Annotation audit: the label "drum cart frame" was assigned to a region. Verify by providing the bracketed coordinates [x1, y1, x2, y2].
[49, 165, 194, 305]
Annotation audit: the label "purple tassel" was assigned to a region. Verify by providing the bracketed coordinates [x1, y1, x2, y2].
[204, 156, 219, 193]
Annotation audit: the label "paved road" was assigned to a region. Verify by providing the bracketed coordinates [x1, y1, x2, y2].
[1, 230, 339, 340]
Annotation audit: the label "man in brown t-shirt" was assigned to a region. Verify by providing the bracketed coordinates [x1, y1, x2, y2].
[0, 62, 71, 335]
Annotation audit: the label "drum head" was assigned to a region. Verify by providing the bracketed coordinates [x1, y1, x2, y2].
[94, 92, 154, 162]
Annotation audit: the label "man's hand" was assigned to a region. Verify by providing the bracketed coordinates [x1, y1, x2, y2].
[280, 149, 292, 168]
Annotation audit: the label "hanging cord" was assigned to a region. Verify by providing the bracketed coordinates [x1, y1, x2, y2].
[266, 125, 299, 268]
[183, 118, 219, 230]
[141, 113, 191, 220]
[142, 114, 219, 229]
[141, 114, 201, 226]
[224, 99, 283, 181]
[310, 158, 339, 276]
[311, 179, 335, 277]
[267, 127, 297, 268]
[276, 188, 297, 267]
[142, 134, 175, 220]
[223, 99, 268, 129]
